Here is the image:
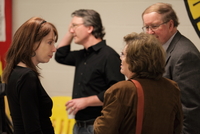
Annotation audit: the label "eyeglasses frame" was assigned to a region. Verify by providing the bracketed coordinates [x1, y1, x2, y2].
[142, 20, 169, 32]
[70, 23, 84, 29]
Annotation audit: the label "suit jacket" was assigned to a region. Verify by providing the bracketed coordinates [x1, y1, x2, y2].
[164, 31, 200, 134]
[94, 78, 183, 134]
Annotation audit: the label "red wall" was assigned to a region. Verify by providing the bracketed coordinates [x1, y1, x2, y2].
[0, 0, 12, 69]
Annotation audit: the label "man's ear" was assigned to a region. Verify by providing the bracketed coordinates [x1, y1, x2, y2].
[169, 20, 174, 31]
[87, 26, 94, 33]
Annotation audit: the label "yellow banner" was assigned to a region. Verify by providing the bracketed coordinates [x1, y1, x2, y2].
[184, 0, 200, 38]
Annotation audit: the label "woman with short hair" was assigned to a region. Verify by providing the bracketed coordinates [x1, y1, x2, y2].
[94, 32, 183, 134]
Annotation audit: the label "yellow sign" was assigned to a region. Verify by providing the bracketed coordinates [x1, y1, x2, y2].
[184, 0, 200, 38]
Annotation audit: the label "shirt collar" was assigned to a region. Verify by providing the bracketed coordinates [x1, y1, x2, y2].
[162, 31, 177, 51]
[86, 40, 106, 52]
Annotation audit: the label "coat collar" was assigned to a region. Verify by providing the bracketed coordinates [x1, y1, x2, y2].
[165, 31, 182, 64]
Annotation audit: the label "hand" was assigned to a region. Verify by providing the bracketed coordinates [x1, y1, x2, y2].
[56, 22, 74, 49]
[68, 22, 73, 33]
[66, 97, 88, 115]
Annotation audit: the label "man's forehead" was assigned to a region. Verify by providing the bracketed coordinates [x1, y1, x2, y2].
[72, 16, 84, 23]
[143, 12, 163, 24]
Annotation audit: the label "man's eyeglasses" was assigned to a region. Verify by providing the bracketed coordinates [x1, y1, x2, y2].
[142, 21, 169, 32]
[71, 23, 84, 29]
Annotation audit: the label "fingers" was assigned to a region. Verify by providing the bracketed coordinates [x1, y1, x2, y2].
[70, 107, 75, 114]
[72, 107, 78, 115]
[66, 100, 73, 107]
[65, 99, 80, 115]
[67, 106, 77, 115]
[66, 100, 76, 112]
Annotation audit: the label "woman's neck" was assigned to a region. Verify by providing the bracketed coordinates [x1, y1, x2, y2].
[17, 62, 27, 67]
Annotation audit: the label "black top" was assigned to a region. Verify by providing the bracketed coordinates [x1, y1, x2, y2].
[55, 40, 125, 121]
[6, 66, 54, 134]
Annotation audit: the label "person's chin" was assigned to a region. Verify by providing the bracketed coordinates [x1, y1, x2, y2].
[74, 39, 80, 44]
[120, 69, 124, 75]
[43, 59, 50, 63]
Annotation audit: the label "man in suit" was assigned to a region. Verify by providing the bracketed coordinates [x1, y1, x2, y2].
[142, 3, 200, 134]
